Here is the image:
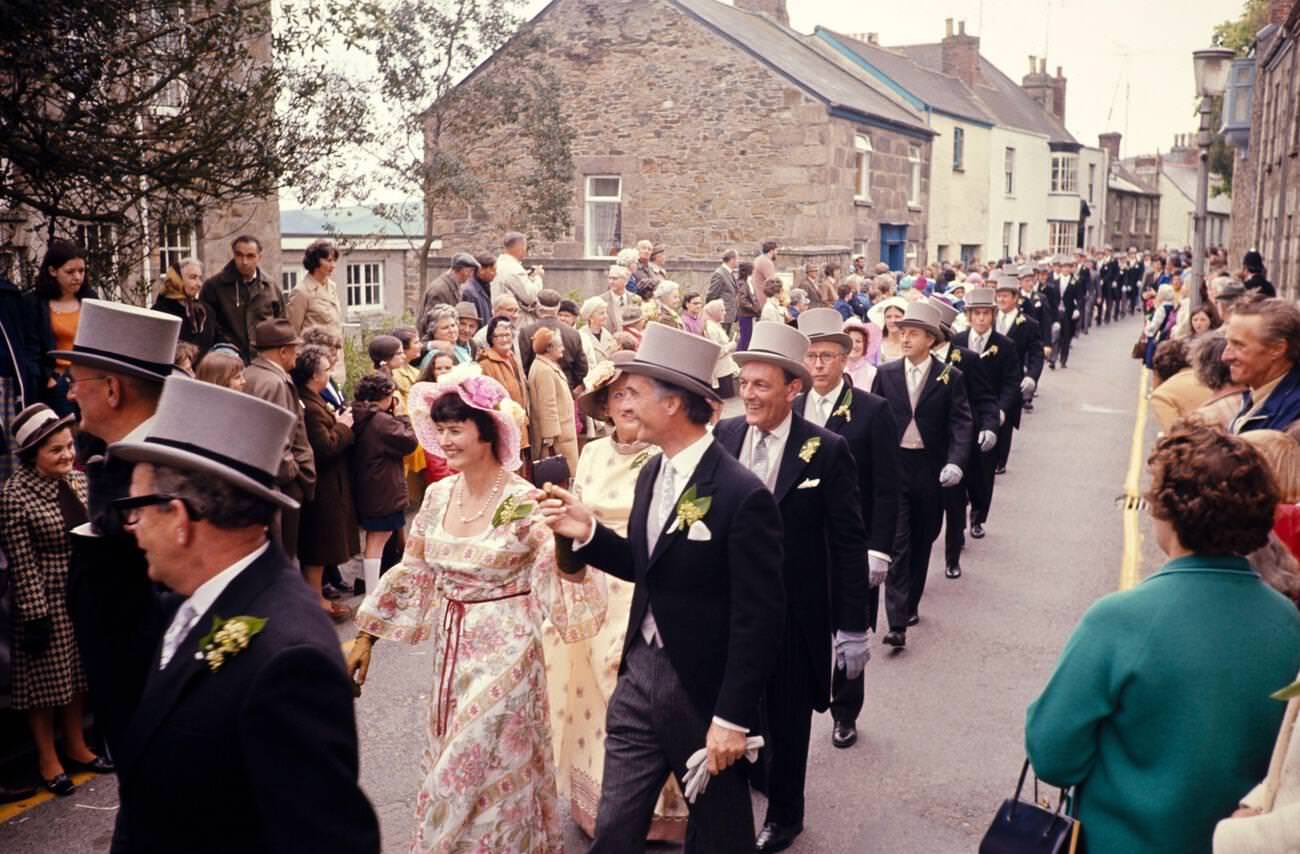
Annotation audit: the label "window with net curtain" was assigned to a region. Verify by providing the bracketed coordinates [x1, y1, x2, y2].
[585, 176, 622, 258]
[854, 134, 872, 201]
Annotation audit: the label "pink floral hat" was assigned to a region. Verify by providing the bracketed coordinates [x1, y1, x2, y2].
[408, 363, 526, 470]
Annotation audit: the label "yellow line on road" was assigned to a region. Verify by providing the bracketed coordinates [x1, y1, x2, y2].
[0, 772, 97, 824]
[1119, 366, 1151, 591]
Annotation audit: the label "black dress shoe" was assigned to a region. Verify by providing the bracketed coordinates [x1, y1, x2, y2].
[971, 523, 985, 539]
[946, 564, 962, 579]
[994, 465, 1007, 475]
[755, 821, 802, 853]
[882, 630, 906, 648]
[831, 721, 857, 749]
[0, 783, 37, 804]
[67, 754, 115, 774]
[43, 773, 75, 797]
[906, 614, 920, 627]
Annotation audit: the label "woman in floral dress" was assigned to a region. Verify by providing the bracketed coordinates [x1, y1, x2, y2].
[542, 356, 690, 842]
[347, 363, 605, 853]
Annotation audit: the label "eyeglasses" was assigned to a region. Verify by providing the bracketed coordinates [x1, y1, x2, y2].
[113, 493, 202, 525]
[804, 352, 843, 364]
[67, 375, 110, 388]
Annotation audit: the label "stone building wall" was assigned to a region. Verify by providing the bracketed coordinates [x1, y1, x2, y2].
[425, 0, 930, 300]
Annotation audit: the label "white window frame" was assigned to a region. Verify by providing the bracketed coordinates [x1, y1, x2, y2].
[936, 244, 949, 263]
[854, 134, 872, 202]
[952, 126, 965, 171]
[853, 239, 870, 258]
[1088, 163, 1097, 204]
[1017, 223, 1028, 255]
[148, 7, 188, 115]
[1047, 221, 1075, 256]
[158, 222, 196, 273]
[1001, 222, 1012, 260]
[345, 261, 383, 311]
[1051, 154, 1079, 194]
[1004, 147, 1016, 196]
[584, 175, 622, 259]
[907, 144, 922, 207]
[282, 271, 299, 292]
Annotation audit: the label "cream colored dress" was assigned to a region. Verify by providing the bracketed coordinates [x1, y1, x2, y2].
[541, 437, 690, 842]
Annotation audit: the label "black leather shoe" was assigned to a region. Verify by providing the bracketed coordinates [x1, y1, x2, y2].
[67, 754, 115, 774]
[971, 523, 985, 539]
[882, 630, 906, 648]
[831, 721, 857, 749]
[0, 783, 37, 804]
[1023, 402, 1034, 412]
[43, 773, 75, 797]
[994, 465, 1007, 475]
[755, 821, 803, 853]
[906, 614, 920, 627]
[946, 564, 962, 579]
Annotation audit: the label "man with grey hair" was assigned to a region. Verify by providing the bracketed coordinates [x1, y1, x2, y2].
[707, 250, 740, 334]
[494, 231, 543, 324]
[603, 264, 636, 335]
[420, 252, 479, 330]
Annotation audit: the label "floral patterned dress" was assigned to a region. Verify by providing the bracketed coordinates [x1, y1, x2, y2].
[356, 474, 605, 853]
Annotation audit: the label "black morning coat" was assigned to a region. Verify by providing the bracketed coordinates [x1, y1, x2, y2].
[1000, 313, 1044, 430]
[951, 329, 1022, 428]
[870, 355, 975, 475]
[565, 438, 786, 732]
[794, 376, 900, 556]
[714, 413, 868, 711]
[938, 342, 999, 435]
[69, 450, 379, 854]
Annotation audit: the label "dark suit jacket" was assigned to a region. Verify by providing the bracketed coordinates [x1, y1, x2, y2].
[794, 378, 900, 555]
[570, 439, 785, 730]
[870, 356, 974, 474]
[518, 316, 588, 389]
[110, 545, 379, 854]
[714, 414, 867, 711]
[1041, 280, 1062, 322]
[706, 265, 739, 323]
[939, 342, 998, 434]
[1060, 276, 1082, 319]
[952, 330, 1021, 423]
[1100, 259, 1121, 296]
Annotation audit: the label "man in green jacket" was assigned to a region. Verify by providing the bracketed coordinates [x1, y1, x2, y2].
[199, 234, 284, 363]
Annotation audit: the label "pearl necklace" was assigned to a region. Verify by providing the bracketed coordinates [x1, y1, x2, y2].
[455, 470, 505, 524]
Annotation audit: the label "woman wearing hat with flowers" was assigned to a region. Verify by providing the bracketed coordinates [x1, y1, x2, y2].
[1, 403, 111, 795]
[347, 364, 605, 853]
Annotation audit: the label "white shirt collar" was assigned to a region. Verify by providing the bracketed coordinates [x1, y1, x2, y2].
[662, 429, 713, 483]
[184, 541, 270, 618]
[758, 410, 794, 444]
[932, 342, 951, 360]
[811, 379, 845, 410]
[122, 416, 154, 444]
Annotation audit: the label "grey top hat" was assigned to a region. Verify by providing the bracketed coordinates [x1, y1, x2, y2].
[110, 376, 299, 509]
[995, 273, 1021, 293]
[796, 307, 852, 352]
[50, 299, 180, 382]
[964, 287, 996, 309]
[896, 301, 943, 340]
[734, 321, 813, 387]
[617, 322, 721, 402]
[1017, 265, 1036, 279]
[926, 298, 960, 336]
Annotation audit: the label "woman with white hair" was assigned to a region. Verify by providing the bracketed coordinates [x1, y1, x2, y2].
[648, 279, 682, 330]
[1143, 283, 1178, 369]
[703, 299, 739, 398]
[579, 296, 613, 368]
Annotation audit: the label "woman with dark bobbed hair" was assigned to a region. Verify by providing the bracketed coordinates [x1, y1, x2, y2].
[288, 240, 346, 386]
[1026, 423, 1300, 854]
[26, 239, 96, 417]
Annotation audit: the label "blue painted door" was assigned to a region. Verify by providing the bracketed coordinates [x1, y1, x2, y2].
[880, 225, 907, 272]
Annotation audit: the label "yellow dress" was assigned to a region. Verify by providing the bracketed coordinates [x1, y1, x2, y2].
[541, 437, 690, 841]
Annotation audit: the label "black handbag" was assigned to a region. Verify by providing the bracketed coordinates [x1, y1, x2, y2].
[979, 760, 1081, 854]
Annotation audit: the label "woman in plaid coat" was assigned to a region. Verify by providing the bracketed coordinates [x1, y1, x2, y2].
[1, 404, 111, 796]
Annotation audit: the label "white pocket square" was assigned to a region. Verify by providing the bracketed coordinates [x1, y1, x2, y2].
[797, 478, 820, 490]
[687, 520, 712, 541]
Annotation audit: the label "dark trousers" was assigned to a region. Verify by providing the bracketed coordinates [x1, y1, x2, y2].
[592, 637, 755, 854]
[968, 443, 998, 526]
[829, 582, 878, 726]
[994, 416, 1018, 471]
[942, 481, 967, 568]
[1081, 293, 1094, 333]
[886, 450, 942, 631]
[757, 631, 814, 828]
[1058, 317, 1076, 367]
[737, 316, 755, 351]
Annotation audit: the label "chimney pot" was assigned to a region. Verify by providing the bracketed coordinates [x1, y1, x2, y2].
[945, 18, 954, 37]
[1029, 55, 1037, 73]
[1040, 57, 1047, 74]
[959, 20, 966, 35]
[867, 32, 878, 45]
[1056, 65, 1063, 78]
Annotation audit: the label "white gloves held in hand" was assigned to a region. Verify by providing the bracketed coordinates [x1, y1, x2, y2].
[683, 736, 765, 803]
[939, 463, 963, 488]
[868, 553, 890, 588]
[834, 630, 870, 680]
[1020, 377, 1037, 397]
[978, 430, 997, 453]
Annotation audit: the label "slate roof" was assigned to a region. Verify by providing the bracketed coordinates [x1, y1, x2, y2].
[669, 0, 932, 135]
[280, 203, 424, 237]
[1108, 163, 1158, 196]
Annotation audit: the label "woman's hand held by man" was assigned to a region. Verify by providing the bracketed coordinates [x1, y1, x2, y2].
[537, 484, 595, 543]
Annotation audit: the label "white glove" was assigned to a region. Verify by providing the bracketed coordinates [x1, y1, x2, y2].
[939, 463, 963, 488]
[1020, 376, 1037, 397]
[978, 430, 997, 453]
[682, 736, 765, 803]
[998, 409, 1006, 427]
[868, 552, 890, 588]
[834, 630, 870, 680]
[1072, 310, 1080, 320]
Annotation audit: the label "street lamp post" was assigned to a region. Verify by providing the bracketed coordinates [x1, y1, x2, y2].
[1190, 47, 1235, 313]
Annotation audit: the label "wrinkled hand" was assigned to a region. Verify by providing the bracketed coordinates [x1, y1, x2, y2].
[21, 616, 52, 656]
[536, 484, 596, 542]
[868, 553, 890, 588]
[978, 430, 997, 453]
[343, 634, 374, 696]
[705, 723, 747, 775]
[834, 630, 870, 680]
[1020, 377, 1037, 397]
[939, 464, 963, 488]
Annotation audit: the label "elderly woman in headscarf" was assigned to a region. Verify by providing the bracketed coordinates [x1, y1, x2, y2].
[1143, 283, 1178, 369]
[151, 256, 215, 354]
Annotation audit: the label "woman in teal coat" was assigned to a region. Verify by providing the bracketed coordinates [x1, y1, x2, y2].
[1026, 424, 1300, 854]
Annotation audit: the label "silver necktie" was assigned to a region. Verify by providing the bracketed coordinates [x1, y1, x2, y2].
[159, 601, 198, 669]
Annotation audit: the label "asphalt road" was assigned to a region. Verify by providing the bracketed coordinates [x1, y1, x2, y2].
[0, 314, 1160, 853]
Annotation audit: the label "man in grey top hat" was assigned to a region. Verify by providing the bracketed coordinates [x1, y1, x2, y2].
[57, 300, 181, 769]
[714, 321, 868, 852]
[420, 252, 480, 332]
[102, 377, 379, 853]
[540, 322, 786, 854]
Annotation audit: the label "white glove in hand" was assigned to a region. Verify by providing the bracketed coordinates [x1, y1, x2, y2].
[868, 553, 890, 588]
[683, 736, 765, 803]
[999, 409, 1006, 427]
[939, 463, 963, 488]
[978, 430, 997, 453]
[1072, 310, 1080, 320]
[1020, 377, 1037, 397]
[834, 630, 870, 680]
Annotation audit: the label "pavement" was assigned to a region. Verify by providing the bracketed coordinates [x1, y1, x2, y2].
[0, 314, 1162, 853]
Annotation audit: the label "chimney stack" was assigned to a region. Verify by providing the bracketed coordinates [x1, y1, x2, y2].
[867, 32, 879, 45]
[946, 18, 954, 37]
[1051, 65, 1067, 124]
[1028, 55, 1037, 74]
[940, 19, 982, 89]
[1098, 132, 1121, 160]
[733, 0, 789, 27]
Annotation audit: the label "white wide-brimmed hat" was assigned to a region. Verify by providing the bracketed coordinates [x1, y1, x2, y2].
[110, 376, 299, 509]
[733, 321, 813, 387]
[867, 295, 909, 328]
[50, 299, 180, 383]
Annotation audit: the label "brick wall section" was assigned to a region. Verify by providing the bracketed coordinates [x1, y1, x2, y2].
[423, 0, 930, 303]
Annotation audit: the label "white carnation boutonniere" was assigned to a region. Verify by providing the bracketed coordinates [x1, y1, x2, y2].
[981, 344, 999, 359]
[949, 348, 963, 364]
[798, 436, 821, 463]
[195, 615, 267, 672]
[1015, 314, 1026, 326]
[832, 389, 852, 422]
